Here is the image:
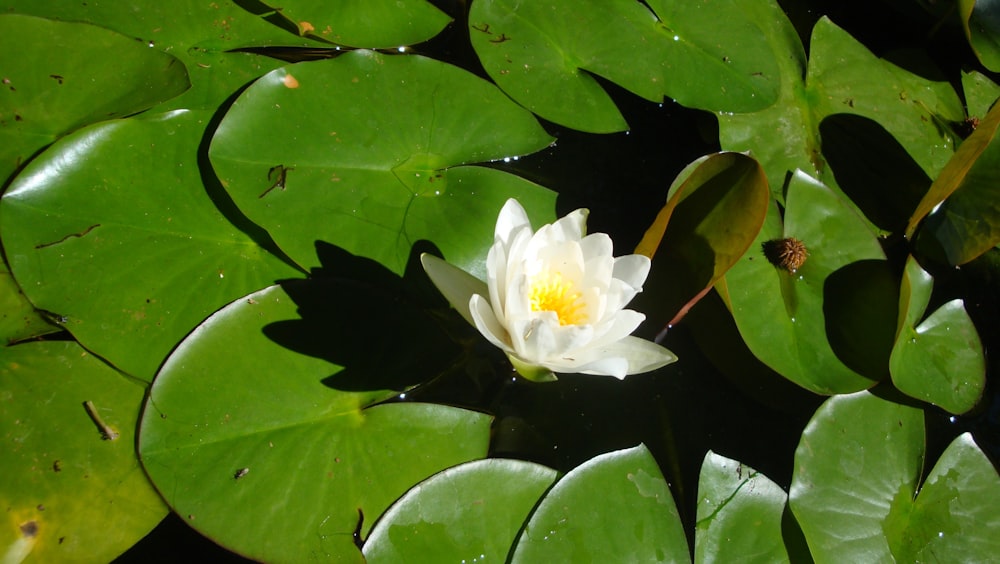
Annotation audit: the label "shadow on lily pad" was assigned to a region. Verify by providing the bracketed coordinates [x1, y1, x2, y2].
[262, 240, 460, 392]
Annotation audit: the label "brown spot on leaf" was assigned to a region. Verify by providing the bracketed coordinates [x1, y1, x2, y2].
[20, 521, 38, 538]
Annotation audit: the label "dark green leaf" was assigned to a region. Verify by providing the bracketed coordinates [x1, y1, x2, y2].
[363, 459, 558, 562]
[0, 111, 299, 381]
[0, 261, 56, 344]
[209, 50, 556, 277]
[695, 451, 790, 563]
[470, 0, 780, 133]
[959, 0, 1000, 72]
[0, 341, 166, 562]
[961, 70, 1000, 120]
[139, 282, 492, 563]
[0, 14, 189, 183]
[511, 444, 688, 563]
[911, 101, 1000, 265]
[256, 0, 452, 48]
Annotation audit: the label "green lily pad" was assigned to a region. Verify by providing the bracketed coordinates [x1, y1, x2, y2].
[890, 257, 985, 414]
[790, 391, 1000, 562]
[634, 152, 769, 330]
[0, 111, 299, 381]
[209, 50, 556, 278]
[0, 341, 166, 563]
[256, 0, 452, 48]
[720, 16, 963, 204]
[139, 279, 492, 563]
[695, 451, 790, 563]
[720, 171, 888, 394]
[959, 0, 1000, 72]
[510, 444, 688, 563]
[892, 433, 1000, 561]
[470, 0, 780, 133]
[909, 101, 1000, 265]
[363, 459, 559, 562]
[0, 261, 56, 344]
[0, 14, 189, 184]
[961, 70, 1000, 120]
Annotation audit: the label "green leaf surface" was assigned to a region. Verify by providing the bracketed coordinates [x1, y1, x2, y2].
[892, 433, 1000, 561]
[720, 171, 888, 394]
[0, 111, 299, 381]
[209, 50, 556, 277]
[891, 259, 985, 413]
[0, 14, 189, 184]
[910, 101, 1000, 265]
[720, 16, 963, 203]
[789, 391, 925, 563]
[0, 341, 166, 563]
[695, 451, 790, 563]
[0, 0, 329, 113]
[257, 0, 451, 48]
[959, 0, 1000, 72]
[511, 444, 688, 563]
[0, 261, 56, 344]
[961, 70, 1000, 119]
[470, 0, 780, 133]
[363, 459, 559, 562]
[139, 281, 492, 563]
[634, 152, 769, 329]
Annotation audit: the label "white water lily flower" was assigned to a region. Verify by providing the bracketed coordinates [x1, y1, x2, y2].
[421, 198, 676, 381]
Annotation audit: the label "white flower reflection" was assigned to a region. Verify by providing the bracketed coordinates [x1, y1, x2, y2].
[421, 199, 676, 381]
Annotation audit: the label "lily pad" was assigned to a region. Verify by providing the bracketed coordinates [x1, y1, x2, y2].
[0, 341, 166, 563]
[139, 279, 492, 563]
[909, 101, 1000, 265]
[890, 257, 985, 414]
[695, 451, 790, 563]
[790, 391, 1000, 562]
[719, 171, 888, 394]
[634, 152, 769, 331]
[510, 444, 688, 563]
[363, 459, 558, 562]
[209, 50, 557, 278]
[0, 261, 56, 344]
[0, 14, 189, 184]
[470, 0, 780, 133]
[0, 111, 300, 381]
[961, 70, 1000, 120]
[256, 0, 452, 48]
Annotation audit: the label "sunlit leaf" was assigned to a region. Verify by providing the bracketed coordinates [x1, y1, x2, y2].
[209, 50, 556, 278]
[909, 101, 1000, 264]
[719, 171, 889, 394]
[139, 278, 492, 563]
[634, 152, 769, 330]
[256, 0, 452, 47]
[0, 341, 166, 563]
[0, 111, 299, 381]
[363, 459, 558, 562]
[511, 444, 688, 563]
[890, 257, 985, 414]
[695, 451, 790, 563]
[961, 70, 1000, 119]
[959, 0, 1000, 72]
[790, 391, 925, 562]
[470, 0, 780, 133]
[0, 14, 189, 184]
[791, 392, 1000, 562]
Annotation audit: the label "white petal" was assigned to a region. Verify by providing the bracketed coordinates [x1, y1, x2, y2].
[573, 336, 677, 376]
[470, 294, 513, 353]
[421, 253, 488, 327]
[579, 232, 613, 261]
[486, 240, 508, 324]
[495, 199, 531, 246]
[588, 309, 646, 349]
[548, 207, 588, 241]
[613, 254, 651, 291]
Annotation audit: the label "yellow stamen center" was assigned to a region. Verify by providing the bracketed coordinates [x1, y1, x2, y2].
[528, 271, 586, 326]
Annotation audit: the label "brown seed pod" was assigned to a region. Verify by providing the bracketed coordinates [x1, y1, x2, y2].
[762, 237, 809, 273]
